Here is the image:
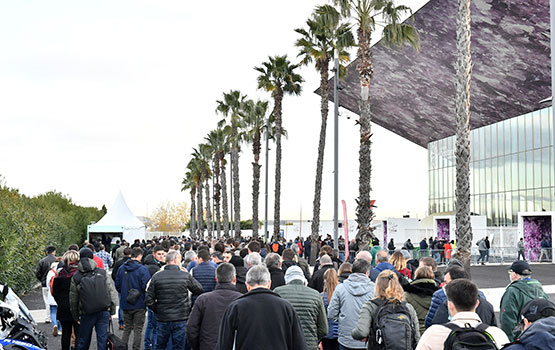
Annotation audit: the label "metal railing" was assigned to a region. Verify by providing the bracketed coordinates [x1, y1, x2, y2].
[411, 247, 553, 264]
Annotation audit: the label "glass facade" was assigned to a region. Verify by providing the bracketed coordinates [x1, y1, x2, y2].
[428, 106, 554, 226]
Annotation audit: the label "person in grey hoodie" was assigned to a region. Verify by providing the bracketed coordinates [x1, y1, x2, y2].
[328, 259, 374, 350]
[477, 237, 488, 265]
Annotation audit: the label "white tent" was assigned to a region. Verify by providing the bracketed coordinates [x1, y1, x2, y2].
[87, 192, 146, 243]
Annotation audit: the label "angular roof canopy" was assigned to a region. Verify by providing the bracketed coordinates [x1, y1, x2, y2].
[321, 0, 551, 147]
[91, 191, 145, 230]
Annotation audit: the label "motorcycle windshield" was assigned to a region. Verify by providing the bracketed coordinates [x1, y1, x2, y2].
[3, 287, 35, 325]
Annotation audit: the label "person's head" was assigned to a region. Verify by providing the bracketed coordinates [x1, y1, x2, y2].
[100, 244, 106, 251]
[63, 250, 80, 265]
[223, 251, 232, 263]
[282, 248, 295, 261]
[374, 270, 404, 302]
[520, 299, 555, 330]
[86, 243, 97, 252]
[324, 268, 338, 301]
[46, 245, 56, 255]
[198, 249, 211, 263]
[414, 266, 434, 280]
[245, 265, 271, 291]
[376, 250, 389, 264]
[444, 266, 469, 284]
[68, 244, 79, 251]
[338, 262, 352, 276]
[351, 259, 371, 275]
[265, 253, 281, 269]
[247, 241, 260, 254]
[214, 242, 225, 254]
[508, 260, 532, 282]
[79, 247, 94, 261]
[165, 250, 181, 266]
[284, 266, 307, 285]
[130, 247, 143, 261]
[389, 251, 407, 271]
[445, 279, 478, 316]
[320, 245, 333, 257]
[123, 247, 133, 257]
[152, 245, 166, 262]
[291, 244, 301, 256]
[419, 256, 438, 272]
[211, 251, 224, 263]
[246, 252, 262, 268]
[355, 250, 372, 264]
[320, 254, 333, 266]
[215, 263, 236, 284]
[183, 250, 197, 265]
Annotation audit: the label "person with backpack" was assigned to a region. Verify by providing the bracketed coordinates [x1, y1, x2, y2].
[70, 247, 118, 350]
[416, 279, 508, 350]
[502, 299, 555, 350]
[352, 270, 420, 350]
[35, 245, 57, 323]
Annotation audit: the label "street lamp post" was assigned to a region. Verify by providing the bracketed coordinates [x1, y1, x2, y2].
[333, 49, 339, 249]
[264, 116, 270, 242]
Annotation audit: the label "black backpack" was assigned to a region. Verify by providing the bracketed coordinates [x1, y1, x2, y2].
[369, 299, 416, 350]
[73, 263, 111, 315]
[443, 323, 497, 350]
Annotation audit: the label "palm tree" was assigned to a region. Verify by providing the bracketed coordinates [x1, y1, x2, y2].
[198, 144, 214, 239]
[205, 128, 228, 239]
[332, 0, 419, 249]
[255, 55, 303, 241]
[188, 155, 204, 239]
[181, 171, 196, 238]
[217, 90, 246, 239]
[454, 0, 473, 271]
[296, 4, 354, 263]
[241, 99, 269, 239]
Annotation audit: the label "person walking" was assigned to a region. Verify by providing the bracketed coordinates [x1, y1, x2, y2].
[216, 265, 307, 350]
[477, 237, 488, 265]
[143, 245, 166, 350]
[52, 250, 80, 350]
[500, 260, 549, 341]
[112, 247, 132, 330]
[320, 269, 339, 350]
[275, 266, 328, 350]
[516, 238, 526, 261]
[35, 245, 57, 323]
[265, 253, 285, 290]
[309, 255, 335, 293]
[115, 247, 151, 350]
[186, 263, 242, 350]
[145, 250, 203, 350]
[404, 266, 439, 335]
[502, 299, 555, 350]
[191, 249, 216, 304]
[95, 245, 113, 270]
[419, 239, 429, 257]
[388, 239, 395, 255]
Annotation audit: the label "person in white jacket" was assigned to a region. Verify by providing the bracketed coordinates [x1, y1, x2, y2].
[46, 260, 62, 337]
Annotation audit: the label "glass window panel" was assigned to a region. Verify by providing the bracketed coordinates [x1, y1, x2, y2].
[469, 163, 474, 194]
[543, 188, 551, 211]
[526, 151, 534, 189]
[550, 107, 553, 146]
[533, 111, 542, 149]
[518, 116, 526, 152]
[505, 155, 512, 191]
[534, 150, 542, 188]
[480, 160, 486, 194]
[480, 127, 486, 160]
[439, 168, 444, 198]
[449, 167, 454, 198]
[505, 119, 512, 155]
[470, 195, 476, 214]
[491, 157, 498, 194]
[491, 124, 498, 158]
[485, 125, 492, 159]
[542, 148, 550, 188]
[527, 190, 535, 212]
[511, 118, 519, 154]
[492, 193, 498, 226]
[480, 194, 486, 216]
[498, 156, 505, 192]
[499, 192, 506, 226]
[541, 108, 550, 148]
[498, 122, 505, 156]
[469, 132, 474, 162]
[512, 154, 519, 191]
[526, 113, 534, 150]
[485, 159, 492, 193]
[534, 189, 543, 211]
[519, 190, 527, 212]
[486, 193, 493, 226]
[519, 152, 526, 190]
[506, 192, 513, 226]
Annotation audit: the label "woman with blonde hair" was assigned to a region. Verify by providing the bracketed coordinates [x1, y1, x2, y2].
[52, 250, 80, 350]
[352, 270, 420, 347]
[320, 268, 339, 350]
[389, 251, 411, 279]
[403, 266, 439, 334]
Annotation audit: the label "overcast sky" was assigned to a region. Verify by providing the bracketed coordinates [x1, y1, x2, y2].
[0, 0, 430, 222]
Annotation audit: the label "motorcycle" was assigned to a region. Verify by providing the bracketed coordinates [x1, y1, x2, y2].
[0, 284, 47, 350]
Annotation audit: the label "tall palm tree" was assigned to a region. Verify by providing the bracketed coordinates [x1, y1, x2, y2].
[255, 56, 303, 241]
[296, 4, 354, 263]
[455, 0, 473, 271]
[188, 155, 204, 239]
[332, 0, 419, 249]
[217, 90, 246, 239]
[181, 171, 196, 238]
[241, 99, 269, 239]
[198, 144, 214, 239]
[205, 128, 228, 239]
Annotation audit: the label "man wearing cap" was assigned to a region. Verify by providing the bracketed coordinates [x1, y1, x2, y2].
[500, 260, 549, 341]
[503, 299, 555, 350]
[275, 266, 328, 350]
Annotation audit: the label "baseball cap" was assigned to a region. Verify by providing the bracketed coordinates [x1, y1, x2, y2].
[509, 260, 532, 275]
[521, 299, 555, 322]
[400, 249, 412, 260]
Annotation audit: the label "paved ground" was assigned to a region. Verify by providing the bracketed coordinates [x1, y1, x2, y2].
[15, 263, 555, 350]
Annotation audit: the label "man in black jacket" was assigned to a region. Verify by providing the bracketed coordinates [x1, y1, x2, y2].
[35, 245, 57, 323]
[309, 255, 334, 293]
[216, 265, 306, 350]
[143, 245, 166, 350]
[145, 250, 203, 350]
[187, 263, 242, 350]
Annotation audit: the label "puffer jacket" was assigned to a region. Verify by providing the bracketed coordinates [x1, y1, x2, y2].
[328, 273, 374, 349]
[145, 264, 203, 322]
[425, 287, 446, 328]
[275, 280, 328, 350]
[404, 278, 438, 334]
[432, 295, 497, 327]
[352, 298, 420, 343]
[191, 261, 216, 304]
[370, 262, 397, 282]
[502, 316, 555, 350]
[500, 277, 549, 341]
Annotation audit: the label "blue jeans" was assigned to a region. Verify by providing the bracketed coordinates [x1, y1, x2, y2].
[118, 294, 124, 326]
[155, 320, 187, 350]
[49, 305, 62, 329]
[144, 308, 158, 349]
[78, 311, 110, 350]
[485, 249, 490, 262]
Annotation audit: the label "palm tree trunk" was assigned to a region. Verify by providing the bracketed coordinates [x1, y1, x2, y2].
[190, 189, 196, 238]
[232, 130, 241, 238]
[355, 25, 375, 250]
[213, 157, 222, 239]
[455, 0, 473, 272]
[273, 88, 284, 241]
[197, 182, 204, 240]
[252, 130, 262, 239]
[221, 158, 230, 238]
[311, 60, 330, 264]
[205, 178, 213, 240]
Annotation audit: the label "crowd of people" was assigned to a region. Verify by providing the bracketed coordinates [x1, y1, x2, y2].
[34, 234, 554, 350]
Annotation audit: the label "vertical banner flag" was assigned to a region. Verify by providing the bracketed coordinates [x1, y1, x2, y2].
[342, 200, 349, 259]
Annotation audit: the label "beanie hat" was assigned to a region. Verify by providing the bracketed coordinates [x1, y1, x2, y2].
[79, 247, 94, 260]
[284, 266, 306, 285]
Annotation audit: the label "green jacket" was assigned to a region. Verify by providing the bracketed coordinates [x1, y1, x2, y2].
[69, 258, 118, 319]
[275, 280, 328, 350]
[404, 278, 438, 334]
[500, 277, 548, 341]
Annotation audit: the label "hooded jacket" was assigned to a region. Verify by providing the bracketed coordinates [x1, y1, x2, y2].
[143, 254, 164, 277]
[432, 295, 497, 327]
[115, 259, 151, 310]
[327, 273, 375, 349]
[370, 262, 397, 282]
[502, 316, 555, 350]
[404, 278, 439, 334]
